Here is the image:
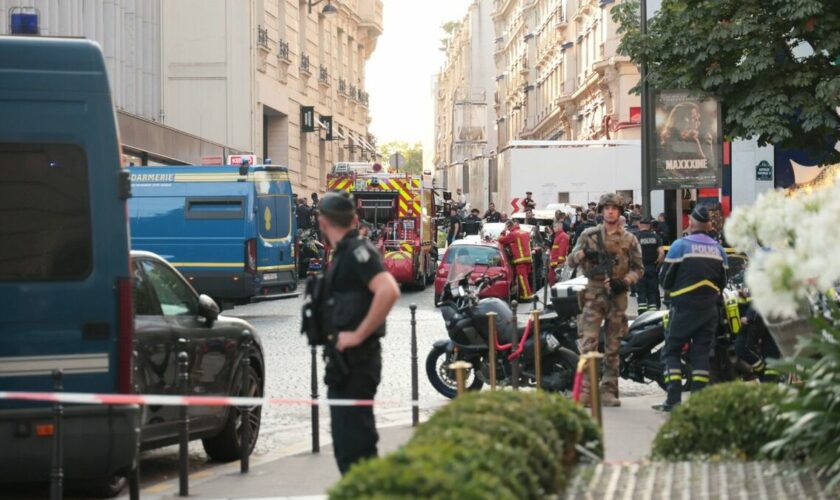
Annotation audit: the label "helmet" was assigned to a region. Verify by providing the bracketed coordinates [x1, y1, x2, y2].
[597, 193, 623, 212]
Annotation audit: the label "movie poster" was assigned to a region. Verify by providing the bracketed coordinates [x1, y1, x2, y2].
[652, 91, 722, 189]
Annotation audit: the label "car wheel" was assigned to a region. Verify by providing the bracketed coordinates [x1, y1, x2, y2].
[202, 363, 262, 462]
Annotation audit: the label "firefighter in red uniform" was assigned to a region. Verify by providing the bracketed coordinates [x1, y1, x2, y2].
[499, 220, 534, 301]
[548, 222, 570, 286]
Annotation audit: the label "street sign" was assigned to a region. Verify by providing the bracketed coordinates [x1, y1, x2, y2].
[389, 153, 406, 170]
[228, 154, 257, 166]
[756, 160, 773, 181]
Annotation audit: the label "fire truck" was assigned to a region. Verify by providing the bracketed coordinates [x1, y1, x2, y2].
[326, 162, 437, 288]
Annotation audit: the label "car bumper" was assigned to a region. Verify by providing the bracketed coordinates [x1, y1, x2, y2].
[0, 404, 140, 483]
[182, 270, 298, 303]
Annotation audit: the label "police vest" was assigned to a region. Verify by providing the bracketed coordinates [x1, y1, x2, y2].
[637, 230, 661, 265]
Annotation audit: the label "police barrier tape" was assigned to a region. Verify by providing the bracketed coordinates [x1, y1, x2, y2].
[0, 391, 421, 408]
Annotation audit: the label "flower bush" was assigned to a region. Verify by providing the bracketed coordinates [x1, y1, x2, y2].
[725, 177, 840, 487]
[724, 180, 840, 320]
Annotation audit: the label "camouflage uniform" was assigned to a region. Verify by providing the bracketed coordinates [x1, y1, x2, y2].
[569, 206, 644, 405]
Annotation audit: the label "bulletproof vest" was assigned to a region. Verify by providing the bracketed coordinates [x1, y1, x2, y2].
[637, 230, 660, 265]
[326, 238, 385, 338]
[463, 216, 481, 235]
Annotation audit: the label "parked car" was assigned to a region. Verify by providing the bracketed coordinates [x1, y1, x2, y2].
[131, 251, 264, 462]
[434, 239, 514, 304]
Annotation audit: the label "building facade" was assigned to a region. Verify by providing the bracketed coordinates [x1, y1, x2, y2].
[493, 0, 640, 148]
[433, 0, 498, 209]
[164, 0, 382, 196]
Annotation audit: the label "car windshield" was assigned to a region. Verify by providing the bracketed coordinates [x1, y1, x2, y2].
[445, 245, 501, 283]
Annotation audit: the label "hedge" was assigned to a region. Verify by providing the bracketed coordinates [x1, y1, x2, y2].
[329, 391, 602, 499]
[651, 382, 787, 460]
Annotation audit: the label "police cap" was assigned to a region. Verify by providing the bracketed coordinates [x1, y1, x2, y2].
[691, 205, 710, 223]
[640, 216, 653, 225]
[319, 191, 356, 227]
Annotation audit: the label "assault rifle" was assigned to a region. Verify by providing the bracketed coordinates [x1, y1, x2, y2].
[583, 226, 620, 296]
[301, 274, 349, 376]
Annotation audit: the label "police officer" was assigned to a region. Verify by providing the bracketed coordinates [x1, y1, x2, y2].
[317, 192, 401, 473]
[654, 205, 727, 412]
[568, 193, 644, 407]
[463, 208, 482, 236]
[635, 217, 664, 313]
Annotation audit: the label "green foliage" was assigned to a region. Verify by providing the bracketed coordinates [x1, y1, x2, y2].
[439, 20, 460, 51]
[762, 320, 840, 488]
[612, 0, 840, 164]
[328, 391, 602, 499]
[376, 141, 423, 175]
[652, 382, 787, 460]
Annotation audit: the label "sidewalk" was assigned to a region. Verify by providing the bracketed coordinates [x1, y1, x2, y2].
[134, 394, 665, 499]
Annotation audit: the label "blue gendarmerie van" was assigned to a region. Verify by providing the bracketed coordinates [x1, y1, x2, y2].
[0, 36, 139, 495]
[128, 165, 298, 307]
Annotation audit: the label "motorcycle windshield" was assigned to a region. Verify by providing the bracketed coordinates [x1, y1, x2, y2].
[445, 245, 499, 285]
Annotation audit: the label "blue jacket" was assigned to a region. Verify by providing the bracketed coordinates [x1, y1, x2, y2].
[659, 232, 728, 308]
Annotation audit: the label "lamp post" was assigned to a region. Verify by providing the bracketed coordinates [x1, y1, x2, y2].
[309, 0, 338, 15]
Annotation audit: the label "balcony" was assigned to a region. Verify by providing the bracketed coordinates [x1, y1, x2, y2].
[554, 7, 568, 31]
[338, 78, 347, 95]
[358, 91, 369, 107]
[319, 65, 330, 86]
[277, 39, 290, 62]
[300, 54, 311, 75]
[358, 0, 384, 36]
[257, 26, 270, 52]
[348, 84, 358, 101]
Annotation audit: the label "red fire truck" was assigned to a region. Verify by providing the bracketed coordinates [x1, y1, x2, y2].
[326, 162, 437, 288]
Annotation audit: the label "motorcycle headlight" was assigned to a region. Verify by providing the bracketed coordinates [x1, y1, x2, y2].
[457, 286, 466, 297]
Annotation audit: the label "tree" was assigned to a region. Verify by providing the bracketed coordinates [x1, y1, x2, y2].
[377, 141, 423, 175]
[613, 0, 840, 164]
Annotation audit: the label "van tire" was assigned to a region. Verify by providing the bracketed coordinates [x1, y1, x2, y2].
[202, 364, 262, 462]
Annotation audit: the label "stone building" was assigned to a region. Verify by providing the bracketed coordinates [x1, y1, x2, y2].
[0, 0, 382, 195]
[433, 0, 498, 208]
[493, 0, 640, 148]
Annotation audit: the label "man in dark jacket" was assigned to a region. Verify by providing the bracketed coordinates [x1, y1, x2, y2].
[654, 205, 727, 412]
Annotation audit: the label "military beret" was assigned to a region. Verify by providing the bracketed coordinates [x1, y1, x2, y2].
[320, 191, 355, 217]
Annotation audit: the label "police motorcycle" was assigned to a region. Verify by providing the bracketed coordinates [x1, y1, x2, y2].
[426, 256, 579, 398]
[297, 228, 325, 279]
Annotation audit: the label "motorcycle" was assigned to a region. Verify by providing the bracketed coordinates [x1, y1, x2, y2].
[549, 269, 781, 392]
[297, 229, 324, 279]
[426, 258, 580, 399]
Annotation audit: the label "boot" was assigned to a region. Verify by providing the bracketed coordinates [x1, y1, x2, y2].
[600, 381, 621, 407]
[653, 378, 682, 412]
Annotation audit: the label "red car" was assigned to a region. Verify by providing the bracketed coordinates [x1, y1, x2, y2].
[434, 237, 515, 304]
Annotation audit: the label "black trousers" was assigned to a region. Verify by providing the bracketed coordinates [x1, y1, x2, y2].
[636, 264, 661, 312]
[663, 304, 717, 404]
[326, 344, 382, 475]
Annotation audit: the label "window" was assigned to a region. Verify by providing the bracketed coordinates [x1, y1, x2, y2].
[132, 260, 162, 316]
[557, 192, 570, 203]
[0, 143, 92, 281]
[185, 197, 245, 219]
[140, 260, 198, 317]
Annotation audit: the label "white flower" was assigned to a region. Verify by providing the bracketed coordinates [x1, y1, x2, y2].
[746, 249, 805, 320]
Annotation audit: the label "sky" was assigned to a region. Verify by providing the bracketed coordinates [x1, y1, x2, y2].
[365, 0, 474, 167]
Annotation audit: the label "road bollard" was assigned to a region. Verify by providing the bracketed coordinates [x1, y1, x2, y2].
[543, 252, 551, 306]
[487, 312, 498, 390]
[49, 369, 63, 500]
[177, 342, 190, 497]
[449, 361, 472, 397]
[410, 304, 419, 427]
[531, 310, 542, 390]
[239, 330, 253, 474]
[532, 257, 539, 310]
[310, 345, 320, 453]
[510, 307, 520, 391]
[585, 352, 604, 427]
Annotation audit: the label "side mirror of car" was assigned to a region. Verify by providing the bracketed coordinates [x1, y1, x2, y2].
[198, 294, 220, 324]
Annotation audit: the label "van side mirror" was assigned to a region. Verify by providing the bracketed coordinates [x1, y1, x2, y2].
[198, 294, 220, 324]
[238, 159, 250, 176]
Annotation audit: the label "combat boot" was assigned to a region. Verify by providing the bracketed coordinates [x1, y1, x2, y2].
[600, 380, 621, 407]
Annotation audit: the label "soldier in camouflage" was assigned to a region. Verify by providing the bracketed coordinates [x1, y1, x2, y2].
[568, 193, 644, 407]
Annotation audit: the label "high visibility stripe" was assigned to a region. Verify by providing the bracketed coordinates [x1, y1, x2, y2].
[669, 280, 721, 297]
[401, 243, 414, 254]
[389, 179, 411, 202]
[513, 257, 533, 264]
[666, 374, 683, 381]
[692, 375, 709, 383]
[413, 202, 422, 214]
[518, 275, 533, 300]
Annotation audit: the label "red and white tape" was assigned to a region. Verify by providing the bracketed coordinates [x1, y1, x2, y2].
[0, 391, 420, 408]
